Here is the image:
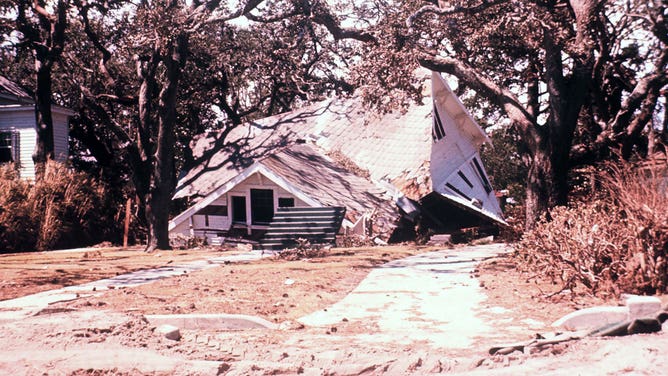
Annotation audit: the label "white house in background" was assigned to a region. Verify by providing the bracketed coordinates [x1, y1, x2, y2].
[169, 71, 506, 248]
[0, 75, 73, 179]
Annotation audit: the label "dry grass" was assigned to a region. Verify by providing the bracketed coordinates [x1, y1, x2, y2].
[0, 161, 116, 252]
[514, 158, 668, 297]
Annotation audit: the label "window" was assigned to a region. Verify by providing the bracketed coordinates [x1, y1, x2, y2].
[471, 157, 493, 194]
[457, 170, 474, 189]
[445, 182, 472, 201]
[432, 104, 446, 142]
[0, 130, 19, 165]
[278, 197, 295, 208]
[196, 205, 228, 216]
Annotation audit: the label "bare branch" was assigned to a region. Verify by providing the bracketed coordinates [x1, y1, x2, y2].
[609, 50, 668, 134]
[244, 10, 301, 23]
[417, 53, 533, 129]
[310, 6, 376, 43]
[407, 0, 509, 28]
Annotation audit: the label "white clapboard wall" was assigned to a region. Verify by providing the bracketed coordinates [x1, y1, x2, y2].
[429, 71, 505, 224]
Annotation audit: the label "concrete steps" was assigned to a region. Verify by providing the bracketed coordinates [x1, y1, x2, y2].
[257, 207, 345, 251]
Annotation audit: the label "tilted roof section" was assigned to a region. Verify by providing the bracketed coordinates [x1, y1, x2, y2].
[431, 71, 492, 147]
[260, 144, 398, 234]
[175, 95, 433, 201]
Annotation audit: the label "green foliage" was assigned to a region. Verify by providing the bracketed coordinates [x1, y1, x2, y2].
[514, 159, 668, 297]
[480, 128, 527, 204]
[0, 161, 123, 252]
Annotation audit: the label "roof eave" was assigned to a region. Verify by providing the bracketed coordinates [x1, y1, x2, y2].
[431, 71, 492, 146]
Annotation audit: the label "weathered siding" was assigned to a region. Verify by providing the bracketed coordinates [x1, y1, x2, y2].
[429, 102, 478, 189]
[17, 127, 36, 180]
[1, 107, 70, 179]
[168, 171, 312, 241]
[171, 218, 191, 236]
[0, 108, 37, 179]
[227, 172, 309, 209]
[52, 111, 69, 162]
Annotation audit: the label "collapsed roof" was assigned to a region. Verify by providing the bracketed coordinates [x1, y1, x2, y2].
[172, 71, 505, 239]
[169, 142, 399, 237]
[174, 94, 433, 202]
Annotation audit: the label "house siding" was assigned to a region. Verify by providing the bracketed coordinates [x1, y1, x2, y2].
[169, 172, 311, 242]
[52, 112, 69, 162]
[0, 107, 70, 179]
[226, 173, 309, 212]
[171, 218, 191, 236]
[0, 109, 37, 179]
[191, 195, 231, 233]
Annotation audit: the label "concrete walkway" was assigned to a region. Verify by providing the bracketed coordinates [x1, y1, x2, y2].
[0, 250, 274, 321]
[298, 243, 511, 349]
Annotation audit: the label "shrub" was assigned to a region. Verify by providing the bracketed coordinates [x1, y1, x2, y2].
[513, 159, 668, 297]
[277, 238, 328, 260]
[0, 161, 121, 252]
[0, 165, 36, 251]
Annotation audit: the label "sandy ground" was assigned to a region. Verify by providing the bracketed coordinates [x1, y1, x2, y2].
[1, 244, 667, 375]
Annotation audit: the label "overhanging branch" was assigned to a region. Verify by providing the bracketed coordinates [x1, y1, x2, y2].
[407, 0, 509, 28]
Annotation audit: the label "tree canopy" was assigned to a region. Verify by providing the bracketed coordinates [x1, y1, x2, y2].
[1, 0, 665, 247]
[349, 0, 667, 226]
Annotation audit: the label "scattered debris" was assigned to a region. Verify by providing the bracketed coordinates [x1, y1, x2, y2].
[155, 324, 181, 341]
[490, 309, 668, 357]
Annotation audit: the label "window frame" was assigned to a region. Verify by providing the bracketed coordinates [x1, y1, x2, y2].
[0, 129, 19, 166]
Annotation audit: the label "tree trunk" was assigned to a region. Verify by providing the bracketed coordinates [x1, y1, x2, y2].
[524, 144, 570, 229]
[144, 34, 188, 252]
[32, 62, 55, 179]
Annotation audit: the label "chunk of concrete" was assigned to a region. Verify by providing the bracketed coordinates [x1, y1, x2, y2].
[156, 324, 181, 341]
[625, 295, 662, 319]
[146, 313, 277, 331]
[552, 306, 629, 331]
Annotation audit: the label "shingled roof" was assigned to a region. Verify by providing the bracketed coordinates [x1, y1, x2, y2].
[169, 142, 399, 237]
[0, 76, 32, 103]
[174, 95, 433, 202]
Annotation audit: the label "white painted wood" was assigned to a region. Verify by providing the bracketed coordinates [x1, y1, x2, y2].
[0, 107, 37, 180]
[429, 72, 505, 224]
[170, 218, 191, 236]
[0, 104, 72, 179]
[168, 163, 320, 234]
[52, 112, 69, 162]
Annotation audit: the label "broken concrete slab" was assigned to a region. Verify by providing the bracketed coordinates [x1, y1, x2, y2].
[552, 306, 628, 331]
[145, 313, 278, 331]
[156, 324, 181, 341]
[624, 295, 662, 319]
[553, 294, 665, 331]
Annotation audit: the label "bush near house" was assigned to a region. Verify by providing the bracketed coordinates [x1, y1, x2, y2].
[513, 159, 668, 298]
[0, 161, 120, 252]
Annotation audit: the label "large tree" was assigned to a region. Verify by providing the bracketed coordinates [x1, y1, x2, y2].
[350, 0, 668, 227]
[1, 0, 69, 178]
[60, 0, 364, 251]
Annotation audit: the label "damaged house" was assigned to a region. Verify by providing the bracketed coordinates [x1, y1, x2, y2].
[169, 72, 505, 249]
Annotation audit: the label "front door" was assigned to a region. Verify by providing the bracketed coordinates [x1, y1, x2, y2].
[250, 189, 274, 225]
[231, 196, 247, 224]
